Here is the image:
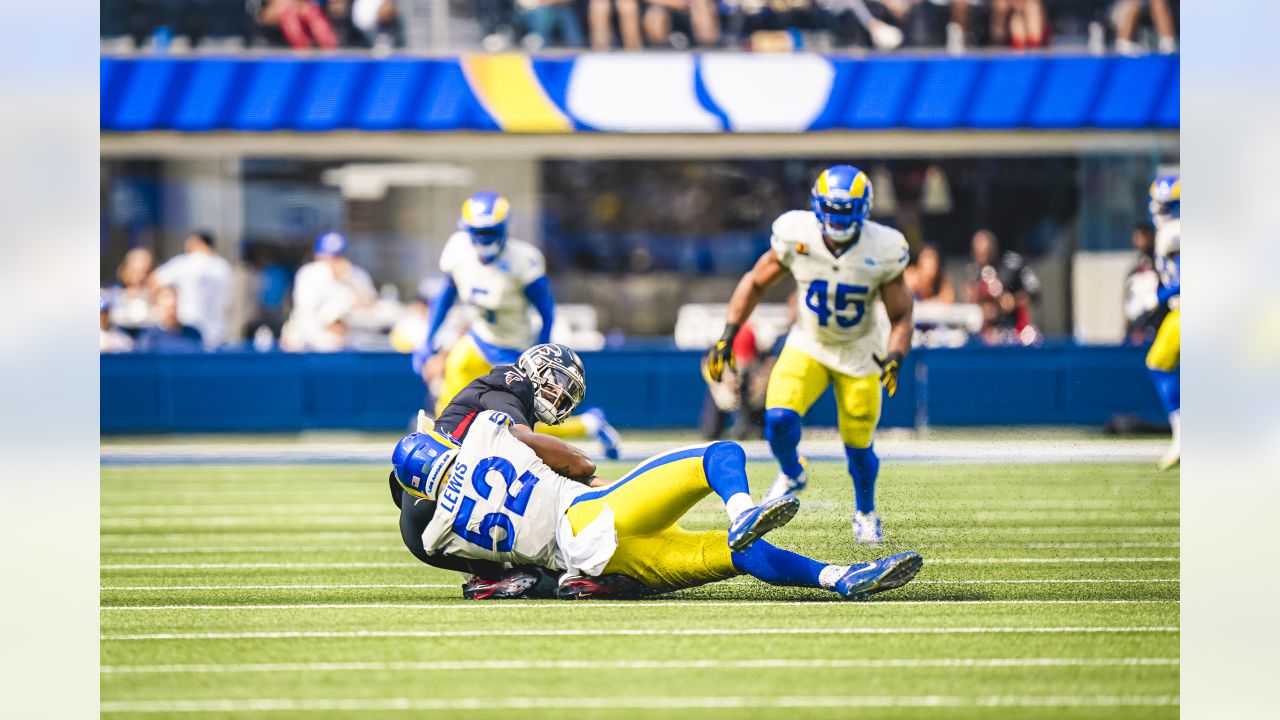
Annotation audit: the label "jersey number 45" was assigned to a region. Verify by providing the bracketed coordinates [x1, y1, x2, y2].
[805, 280, 868, 328]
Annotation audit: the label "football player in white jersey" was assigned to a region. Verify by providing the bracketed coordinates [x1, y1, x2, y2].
[391, 360, 923, 600]
[411, 190, 620, 457]
[1146, 174, 1180, 470]
[706, 165, 914, 545]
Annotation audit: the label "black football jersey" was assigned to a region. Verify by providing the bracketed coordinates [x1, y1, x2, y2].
[434, 365, 537, 439]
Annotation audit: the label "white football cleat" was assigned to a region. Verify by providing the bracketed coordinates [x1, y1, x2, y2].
[762, 458, 808, 503]
[853, 511, 883, 545]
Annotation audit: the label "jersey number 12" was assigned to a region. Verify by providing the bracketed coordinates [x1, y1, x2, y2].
[805, 280, 868, 328]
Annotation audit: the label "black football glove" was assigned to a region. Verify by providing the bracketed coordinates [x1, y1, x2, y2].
[704, 324, 739, 382]
[874, 351, 905, 397]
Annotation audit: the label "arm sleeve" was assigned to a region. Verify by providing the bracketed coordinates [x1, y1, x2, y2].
[412, 277, 458, 374]
[523, 276, 555, 345]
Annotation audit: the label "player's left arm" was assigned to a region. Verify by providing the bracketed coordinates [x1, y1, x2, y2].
[876, 271, 914, 397]
[508, 423, 597, 483]
[523, 276, 555, 345]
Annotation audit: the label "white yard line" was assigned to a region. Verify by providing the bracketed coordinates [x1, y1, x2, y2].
[99, 695, 1179, 712]
[101, 657, 1180, 674]
[102, 626, 1180, 641]
[101, 599, 1179, 611]
[101, 557, 1179, 571]
[100, 578, 1180, 592]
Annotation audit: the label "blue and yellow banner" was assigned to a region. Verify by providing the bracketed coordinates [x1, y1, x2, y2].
[101, 53, 1178, 133]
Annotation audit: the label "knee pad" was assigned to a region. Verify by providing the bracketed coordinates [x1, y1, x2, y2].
[764, 408, 802, 443]
[703, 440, 747, 478]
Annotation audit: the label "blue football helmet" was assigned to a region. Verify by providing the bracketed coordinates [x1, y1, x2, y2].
[460, 191, 511, 264]
[811, 165, 873, 244]
[1149, 174, 1180, 223]
[391, 429, 459, 501]
[314, 231, 348, 256]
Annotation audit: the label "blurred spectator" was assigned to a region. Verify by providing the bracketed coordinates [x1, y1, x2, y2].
[101, 0, 248, 51]
[521, 0, 587, 48]
[108, 247, 155, 336]
[964, 229, 1040, 341]
[389, 293, 430, 353]
[643, 0, 720, 48]
[990, 0, 1045, 49]
[100, 296, 134, 353]
[1111, 0, 1176, 54]
[136, 286, 204, 352]
[255, 0, 339, 48]
[1122, 221, 1166, 343]
[327, 0, 405, 48]
[904, 244, 955, 303]
[816, 0, 907, 50]
[281, 231, 375, 352]
[590, 0, 645, 49]
[152, 231, 232, 348]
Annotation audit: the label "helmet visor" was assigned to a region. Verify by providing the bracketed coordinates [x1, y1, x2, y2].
[536, 365, 586, 421]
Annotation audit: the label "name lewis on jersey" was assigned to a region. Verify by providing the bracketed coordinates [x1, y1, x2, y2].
[438, 464, 468, 514]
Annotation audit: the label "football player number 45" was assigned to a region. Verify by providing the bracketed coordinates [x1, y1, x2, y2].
[805, 280, 868, 328]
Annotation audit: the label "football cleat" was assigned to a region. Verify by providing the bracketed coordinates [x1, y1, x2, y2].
[557, 573, 648, 600]
[1157, 445, 1180, 471]
[762, 458, 808, 503]
[462, 567, 557, 600]
[727, 494, 800, 553]
[834, 551, 923, 600]
[585, 407, 622, 461]
[853, 510, 883, 545]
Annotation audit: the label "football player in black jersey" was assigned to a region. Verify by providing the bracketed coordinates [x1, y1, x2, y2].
[390, 343, 643, 599]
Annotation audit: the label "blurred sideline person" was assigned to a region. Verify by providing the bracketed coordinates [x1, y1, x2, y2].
[108, 247, 155, 336]
[281, 231, 376, 352]
[151, 230, 232, 348]
[1146, 174, 1180, 470]
[964, 229, 1041, 344]
[389, 344, 923, 601]
[1123, 222, 1166, 344]
[136, 285, 203, 353]
[706, 165, 914, 545]
[99, 295, 134, 353]
[904, 243, 955, 303]
[411, 191, 621, 459]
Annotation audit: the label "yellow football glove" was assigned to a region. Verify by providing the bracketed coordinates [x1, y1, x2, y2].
[874, 351, 905, 397]
[704, 325, 739, 382]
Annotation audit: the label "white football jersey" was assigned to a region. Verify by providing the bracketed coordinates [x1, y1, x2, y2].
[439, 232, 547, 351]
[421, 410, 591, 570]
[770, 211, 910, 377]
[1154, 218, 1180, 290]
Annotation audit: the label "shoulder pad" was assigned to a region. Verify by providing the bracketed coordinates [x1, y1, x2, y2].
[770, 210, 815, 266]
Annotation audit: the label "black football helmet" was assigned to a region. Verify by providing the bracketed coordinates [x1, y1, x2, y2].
[516, 343, 586, 425]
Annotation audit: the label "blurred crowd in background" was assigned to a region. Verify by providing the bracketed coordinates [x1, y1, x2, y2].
[101, 0, 1177, 54]
[100, 152, 1171, 355]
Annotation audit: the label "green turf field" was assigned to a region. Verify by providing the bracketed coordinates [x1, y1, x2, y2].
[101, 460, 1178, 719]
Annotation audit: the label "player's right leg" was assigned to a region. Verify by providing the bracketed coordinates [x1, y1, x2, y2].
[762, 345, 832, 501]
[1145, 307, 1180, 470]
[433, 334, 495, 416]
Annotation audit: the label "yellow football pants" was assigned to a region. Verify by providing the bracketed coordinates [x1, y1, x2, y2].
[434, 334, 593, 439]
[765, 345, 883, 448]
[566, 445, 739, 591]
[1146, 307, 1180, 372]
